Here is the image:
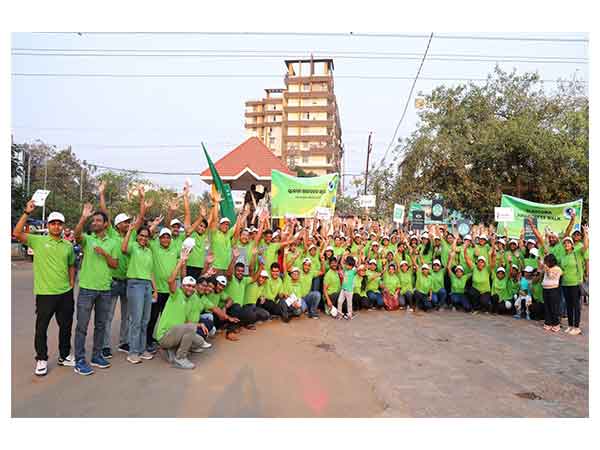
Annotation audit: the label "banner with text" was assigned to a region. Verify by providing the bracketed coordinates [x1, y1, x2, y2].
[499, 194, 583, 238]
[271, 170, 339, 218]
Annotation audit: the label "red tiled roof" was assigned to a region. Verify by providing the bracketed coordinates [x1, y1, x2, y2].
[199, 137, 295, 179]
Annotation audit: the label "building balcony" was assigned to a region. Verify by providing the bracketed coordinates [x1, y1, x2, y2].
[245, 100, 263, 106]
[244, 111, 264, 117]
[285, 75, 333, 84]
[264, 98, 283, 104]
[284, 105, 335, 113]
[244, 122, 266, 129]
[284, 135, 334, 143]
[284, 92, 335, 100]
[284, 119, 333, 127]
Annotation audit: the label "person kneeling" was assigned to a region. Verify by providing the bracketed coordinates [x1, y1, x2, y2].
[154, 253, 211, 369]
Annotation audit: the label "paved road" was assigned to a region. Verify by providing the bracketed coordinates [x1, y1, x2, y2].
[11, 262, 588, 417]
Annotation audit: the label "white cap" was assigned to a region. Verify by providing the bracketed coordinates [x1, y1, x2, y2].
[325, 245, 334, 251]
[47, 212, 65, 223]
[249, 226, 258, 232]
[421, 232, 429, 239]
[382, 235, 390, 240]
[308, 244, 317, 250]
[509, 239, 518, 245]
[421, 264, 430, 270]
[219, 217, 231, 225]
[371, 241, 379, 246]
[498, 238, 506, 245]
[182, 237, 196, 250]
[255, 184, 265, 194]
[216, 275, 227, 286]
[434, 235, 441, 240]
[400, 260, 409, 267]
[272, 230, 280, 238]
[170, 218, 183, 226]
[496, 267, 506, 273]
[303, 257, 312, 265]
[477, 256, 486, 263]
[159, 227, 172, 237]
[259, 270, 269, 278]
[369, 258, 377, 264]
[563, 236, 574, 244]
[290, 267, 300, 273]
[512, 264, 519, 270]
[182, 276, 197, 286]
[524, 266, 535, 273]
[455, 265, 464, 272]
[114, 213, 131, 226]
[530, 248, 539, 257]
[526, 239, 536, 245]
[243, 227, 251, 233]
[480, 235, 488, 241]
[549, 230, 559, 238]
[464, 234, 472, 241]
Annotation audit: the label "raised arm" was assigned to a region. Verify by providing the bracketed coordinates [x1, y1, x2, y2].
[12, 199, 36, 244]
[98, 180, 109, 220]
[74, 202, 94, 244]
[527, 216, 544, 247]
[168, 248, 191, 294]
[563, 210, 577, 238]
[121, 221, 137, 254]
[208, 190, 221, 230]
[582, 225, 589, 251]
[226, 247, 240, 279]
[183, 184, 192, 230]
[148, 215, 164, 236]
[166, 196, 180, 231]
[463, 242, 474, 270]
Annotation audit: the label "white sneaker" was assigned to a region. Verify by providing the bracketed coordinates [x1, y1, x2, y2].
[568, 328, 582, 336]
[35, 360, 48, 376]
[564, 327, 572, 334]
[57, 354, 75, 367]
[173, 358, 195, 369]
[127, 354, 142, 364]
[408, 307, 414, 312]
[140, 351, 154, 360]
[201, 341, 212, 349]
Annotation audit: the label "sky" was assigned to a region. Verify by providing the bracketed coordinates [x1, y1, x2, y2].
[11, 32, 588, 197]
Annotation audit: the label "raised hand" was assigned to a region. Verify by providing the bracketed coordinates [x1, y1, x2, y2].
[82, 202, 94, 219]
[206, 253, 215, 266]
[232, 247, 240, 259]
[98, 180, 106, 194]
[180, 246, 192, 262]
[582, 225, 589, 235]
[143, 197, 154, 209]
[168, 197, 179, 212]
[200, 205, 208, 217]
[138, 185, 145, 198]
[24, 199, 36, 214]
[183, 183, 190, 197]
[128, 220, 138, 232]
[151, 215, 164, 228]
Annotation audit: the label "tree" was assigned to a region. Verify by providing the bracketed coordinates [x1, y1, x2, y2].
[365, 67, 588, 223]
[11, 143, 27, 224]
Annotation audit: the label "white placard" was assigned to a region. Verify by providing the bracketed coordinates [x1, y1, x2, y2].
[315, 207, 332, 221]
[494, 207, 514, 222]
[393, 204, 405, 223]
[359, 195, 376, 208]
[31, 189, 50, 207]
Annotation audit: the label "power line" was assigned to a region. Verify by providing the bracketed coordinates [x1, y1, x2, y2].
[378, 33, 434, 168]
[11, 51, 588, 64]
[30, 32, 589, 42]
[11, 72, 585, 84]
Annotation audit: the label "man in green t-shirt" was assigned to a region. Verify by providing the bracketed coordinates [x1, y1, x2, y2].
[73, 203, 119, 375]
[183, 191, 209, 281]
[261, 263, 291, 322]
[13, 200, 76, 377]
[224, 250, 260, 331]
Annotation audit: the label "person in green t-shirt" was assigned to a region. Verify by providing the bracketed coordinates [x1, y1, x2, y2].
[155, 255, 211, 369]
[337, 254, 357, 319]
[397, 260, 415, 311]
[381, 263, 401, 311]
[323, 257, 342, 316]
[414, 264, 434, 312]
[183, 191, 210, 281]
[13, 200, 76, 377]
[207, 190, 246, 272]
[146, 227, 181, 354]
[464, 239, 492, 315]
[243, 269, 271, 322]
[223, 247, 261, 330]
[558, 231, 588, 335]
[260, 262, 291, 322]
[446, 246, 472, 312]
[490, 267, 513, 315]
[366, 259, 384, 309]
[122, 217, 157, 364]
[430, 259, 447, 310]
[352, 264, 371, 311]
[73, 203, 119, 374]
[529, 269, 544, 321]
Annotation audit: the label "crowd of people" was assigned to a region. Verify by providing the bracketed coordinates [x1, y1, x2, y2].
[12, 182, 589, 376]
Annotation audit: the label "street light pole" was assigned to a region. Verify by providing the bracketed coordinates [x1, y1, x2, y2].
[42, 158, 48, 225]
[363, 132, 373, 195]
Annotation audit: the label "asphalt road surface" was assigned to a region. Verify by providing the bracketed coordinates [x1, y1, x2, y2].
[11, 262, 589, 417]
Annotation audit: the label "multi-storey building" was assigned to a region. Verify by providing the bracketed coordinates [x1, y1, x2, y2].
[244, 58, 343, 178]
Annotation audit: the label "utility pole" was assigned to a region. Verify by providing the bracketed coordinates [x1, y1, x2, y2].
[80, 165, 84, 203]
[26, 150, 31, 197]
[42, 158, 48, 225]
[363, 132, 373, 195]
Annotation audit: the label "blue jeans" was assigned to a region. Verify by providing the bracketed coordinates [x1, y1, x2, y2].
[302, 291, 321, 315]
[311, 276, 322, 293]
[75, 288, 112, 361]
[127, 279, 153, 355]
[104, 278, 129, 349]
[451, 293, 471, 312]
[432, 288, 448, 307]
[367, 290, 384, 308]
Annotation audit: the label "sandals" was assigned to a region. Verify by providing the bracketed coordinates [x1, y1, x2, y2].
[226, 332, 240, 341]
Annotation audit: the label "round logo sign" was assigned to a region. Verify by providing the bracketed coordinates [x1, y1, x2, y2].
[563, 207, 575, 219]
[432, 204, 443, 217]
[458, 222, 470, 236]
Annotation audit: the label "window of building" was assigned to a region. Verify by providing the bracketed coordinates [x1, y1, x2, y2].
[303, 112, 310, 120]
[269, 136, 276, 145]
[302, 155, 309, 164]
[302, 83, 310, 92]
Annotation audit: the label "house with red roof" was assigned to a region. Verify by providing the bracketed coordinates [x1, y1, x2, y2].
[199, 137, 295, 192]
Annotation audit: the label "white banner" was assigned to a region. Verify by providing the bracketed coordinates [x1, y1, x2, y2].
[494, 207, 514, 222]
[359, 195, 376, 208]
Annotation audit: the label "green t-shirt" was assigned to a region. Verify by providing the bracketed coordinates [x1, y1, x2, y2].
[155, 288, 198, 341]
[264, 276, 283, 300]
[244, 281, 266, 305]
[440, 241, 451, 267]
[353, 275, 367, 296]
[531, 280, 543, 303]
[491, 274, 511, 300]
[449, 272, 469, 295]
[471, 266, 491, 294]
[78, 232, 119, 291]
[397, 269, 414, 295]
[341, 268, 357, 291]
[225, 276, 251, 306]
[126, 240, 154, 280]
[457, 245, 475, 274]
[26, 234, 75, 295]
[365, 270, 381, 292]
[170, 232, 185, 254]
[418, 244, 433, 265]
[298, 269, 315, 298]
[431, 269, 445, 292]
[323, 269, 341, 295]
[475, 244, 490, 262]
[210, 227, 235, 270]
[206, 291, 228, 309]
[332, 245, 345, 259]
[149, 240, 180, 293]
[507, 277, 520, 299]
[186, 231, 208, 269]
[382, 272, 400, 293]
[559, 248, 585, 286]
[263, 242, 282, 270]
[107, 226, 135, 280]
[546, 243, 565, 262]
[415, 271, 433, 295]
[283, 274, 304, 298]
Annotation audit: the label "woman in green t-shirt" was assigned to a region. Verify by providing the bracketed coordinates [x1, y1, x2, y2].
[352, 264, 371, 310]
[464, 239, 492, 315]
[446, 246, 472, 312]
[559, 229, 588, 336]
[381, 263, 401, 311]
[397, 260, 415, 312]
[365, 259, 383, 309]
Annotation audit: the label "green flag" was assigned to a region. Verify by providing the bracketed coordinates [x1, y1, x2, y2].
[201, 143, 236, 223]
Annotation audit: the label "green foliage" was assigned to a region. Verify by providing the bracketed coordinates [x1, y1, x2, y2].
[365, 67, 588, 223]
[11, 143, 27, 223]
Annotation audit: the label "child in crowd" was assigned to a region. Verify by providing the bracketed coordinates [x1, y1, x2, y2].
[337, 255, 357, 320]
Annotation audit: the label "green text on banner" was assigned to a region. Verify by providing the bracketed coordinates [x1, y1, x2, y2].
[271, 170, 339, 218]
[499, 194, 583, 238]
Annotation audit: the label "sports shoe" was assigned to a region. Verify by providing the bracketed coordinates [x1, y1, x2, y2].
[312, 314, 320, 319]
[35, 360, 48, 376]
[408, 307, 414, 312]
[513, 314, 521, 319]
[101, 348, 113, 359]
[146, 343, 158, 354]
[201, 340, 212, 349]
[452, 306, 457, 311]
[165, 349, 176, 364]
[173, 358, 195, 369]
[140, 351, 154, 360]
[117, 343, 130, 353]
[564, 327, 572, 334]
[127, 354, 142, 364]
[472, 311, 480, 315]
[90, 355, 111, 369]
[568, 328, 582, 336]
[74, 359, 94, 376]
[57, 354, 75, 367]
